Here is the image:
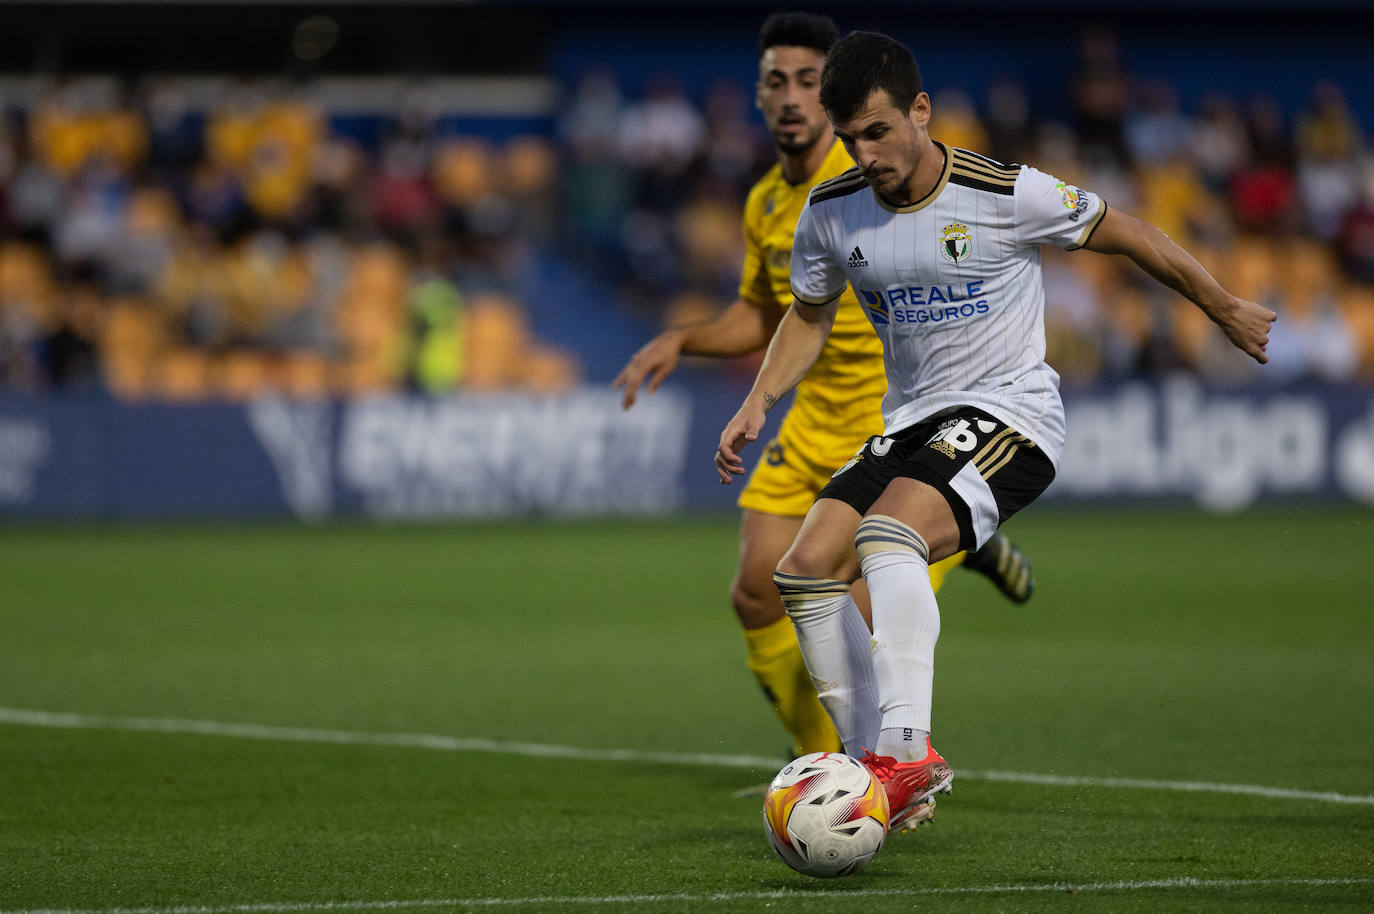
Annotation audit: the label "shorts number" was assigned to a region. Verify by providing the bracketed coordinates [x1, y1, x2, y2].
[831, 435, 895, 479]
[927, 419, 979, 452]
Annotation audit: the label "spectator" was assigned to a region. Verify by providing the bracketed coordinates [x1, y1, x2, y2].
[984, 76, 1033, 164]
[41, 281, 101, 391]
[1230, 95, 1299, 235]
[1335, 161, 1374, 283]
[372, 116, 440, 244]
[1041, 244, 1104, 386]
[1295, 82, 1363, 240]
[0, 243, 51, 391]
[558, 70, 635, 269]
[619, 75, 706, 214]
[1191, 93, 1251, 196]
[698, 79, 768, 193]
[1125, 81, 1192, 167]
[1067, 26, 1131, 168]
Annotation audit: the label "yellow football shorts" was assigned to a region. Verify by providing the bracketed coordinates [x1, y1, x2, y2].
[737, 417, 869, 518]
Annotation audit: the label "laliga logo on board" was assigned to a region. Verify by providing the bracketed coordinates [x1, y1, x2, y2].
[939, 222, 972, 264]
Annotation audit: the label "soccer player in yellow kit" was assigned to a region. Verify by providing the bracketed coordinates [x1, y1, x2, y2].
[614, 12, 1032, 763]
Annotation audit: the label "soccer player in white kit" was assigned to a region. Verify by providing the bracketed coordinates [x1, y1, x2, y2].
[715, 31, 1276, 831]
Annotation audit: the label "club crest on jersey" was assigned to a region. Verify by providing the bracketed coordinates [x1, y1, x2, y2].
[939, 223, 972, 264]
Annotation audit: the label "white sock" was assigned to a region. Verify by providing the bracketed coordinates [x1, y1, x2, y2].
[878, 726, 930, 761]
[773, 573, 881, 756]
[855, 515, 940, 763]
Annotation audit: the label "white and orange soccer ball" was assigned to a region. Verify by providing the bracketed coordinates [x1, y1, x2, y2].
[762, 751, 890, 877]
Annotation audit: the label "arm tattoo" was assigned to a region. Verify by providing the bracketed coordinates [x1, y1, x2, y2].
[762, 392, 778, 413]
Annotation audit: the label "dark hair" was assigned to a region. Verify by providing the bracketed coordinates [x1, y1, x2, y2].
[820, 31, 923, 123]
[757, 11, 839, 56]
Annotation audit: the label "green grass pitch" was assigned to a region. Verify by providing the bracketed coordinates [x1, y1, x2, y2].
[1, 506, 1372, 912]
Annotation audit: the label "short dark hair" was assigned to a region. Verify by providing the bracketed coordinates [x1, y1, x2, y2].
[820, 31, 923, 123]
[757, 11, 839, 57]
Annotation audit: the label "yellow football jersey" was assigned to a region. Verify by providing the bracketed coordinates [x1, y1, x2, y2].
[737, 140, 887, 517]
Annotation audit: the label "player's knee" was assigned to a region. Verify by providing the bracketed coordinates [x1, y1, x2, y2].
[730, 573, 784, 628]
[771, 567, 850, 619]
[772, 530, 859, 618]
[774, 544, 831, 581]
[854, 514, 930, 568]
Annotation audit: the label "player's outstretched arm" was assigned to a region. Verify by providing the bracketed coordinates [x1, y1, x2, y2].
[715, 299, 835, 483]
[1083, 208, 1276, 364]
[613, 299, 780, 409]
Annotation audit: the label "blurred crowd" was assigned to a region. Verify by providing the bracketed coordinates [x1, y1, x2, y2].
[0, 76, 580, 400]
[2, 28, 1372, 401]
[560, 30, 1374, 389]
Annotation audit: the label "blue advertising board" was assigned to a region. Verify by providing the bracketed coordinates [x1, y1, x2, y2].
[2, 378, 1373, 521]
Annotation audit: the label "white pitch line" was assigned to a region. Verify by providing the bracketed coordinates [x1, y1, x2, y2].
[2, 706, 1372, 807]
[3, 877, 1373, 914]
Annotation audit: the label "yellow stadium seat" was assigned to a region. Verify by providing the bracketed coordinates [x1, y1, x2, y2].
[156, 348, 213, 402]
[216, 350, 272, 401]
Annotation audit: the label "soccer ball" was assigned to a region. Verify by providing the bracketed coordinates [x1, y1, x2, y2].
[762, 751, 889, 877]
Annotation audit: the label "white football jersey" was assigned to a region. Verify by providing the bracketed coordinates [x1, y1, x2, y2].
[790, 142, 1106, 469]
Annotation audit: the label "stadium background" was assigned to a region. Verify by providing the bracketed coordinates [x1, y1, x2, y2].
[3, 5, 1373, 909]
[2, 0, 1374, 519]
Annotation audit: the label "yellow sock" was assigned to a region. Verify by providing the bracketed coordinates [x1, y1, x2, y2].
[744, 616, 842, 757]
[928, 551, 965, 594]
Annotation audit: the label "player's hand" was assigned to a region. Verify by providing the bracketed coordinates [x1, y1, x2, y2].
[612, 330, 686, 409]
[1217, 296, 1278, 364]
[715, 404, 765, 484]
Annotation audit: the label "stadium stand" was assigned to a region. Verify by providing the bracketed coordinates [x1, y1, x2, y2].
[1, 16, 1371, 401]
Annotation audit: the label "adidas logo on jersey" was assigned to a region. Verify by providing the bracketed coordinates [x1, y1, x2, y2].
[848, 246, 869, 268]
